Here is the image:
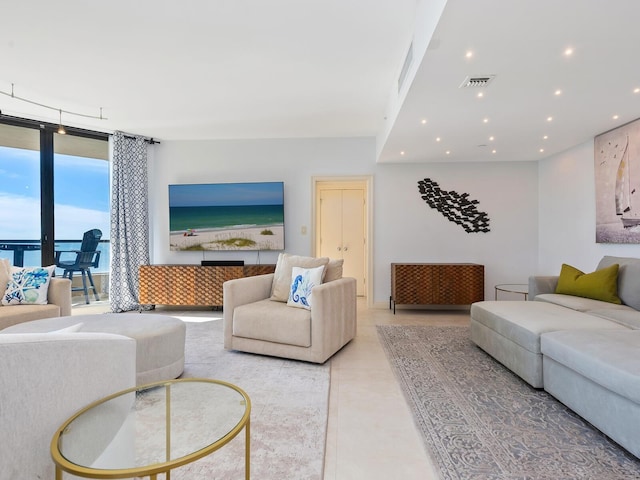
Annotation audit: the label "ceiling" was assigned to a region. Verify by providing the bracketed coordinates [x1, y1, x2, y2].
[2, 1, 640, 164]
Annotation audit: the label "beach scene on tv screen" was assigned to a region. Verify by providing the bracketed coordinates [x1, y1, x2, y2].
[169, 182, 284, 251]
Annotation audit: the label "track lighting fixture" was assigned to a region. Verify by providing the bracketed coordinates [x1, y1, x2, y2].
[57, 109, 66, 135]
[0, 83, 107, 129]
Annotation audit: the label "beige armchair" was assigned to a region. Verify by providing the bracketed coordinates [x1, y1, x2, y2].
[0, 276, 72, 331]
[223, 272, 357, 363]
[0, 332, 136, 479]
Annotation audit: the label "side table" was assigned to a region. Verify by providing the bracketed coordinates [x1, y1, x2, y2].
[494, 283, 528, 300]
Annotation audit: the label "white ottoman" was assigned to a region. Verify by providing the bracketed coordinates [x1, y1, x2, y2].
[2, 313, 186, 385]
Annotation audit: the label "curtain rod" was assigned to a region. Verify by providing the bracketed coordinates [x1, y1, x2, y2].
[122, 134, 161, 145]
[115, 131, 161, 145]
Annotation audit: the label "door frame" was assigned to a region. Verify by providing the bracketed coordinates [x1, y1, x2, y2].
[311, 175, 373, 306]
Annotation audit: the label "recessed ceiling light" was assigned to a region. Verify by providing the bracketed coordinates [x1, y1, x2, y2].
[483, 118, 489, 123]
[421, 119, 427, 124]
[492, 149, 497, 154]
[543, 135, 548, 140]
[446, 150, 451, 155]
[564, 47, 574, 56]
[465, 51, 473, 58]
[436, 137, 441, 142]
[634, 88, 640, 94]
[547, 116, 553, 122]
[554, 89, 562, 96]
[400, 151, 405, 156]
[489, 136, 495, 141]
[613, 115, 619, 120]
[540, 148, 545, 153]
[477, 92, 484, 98]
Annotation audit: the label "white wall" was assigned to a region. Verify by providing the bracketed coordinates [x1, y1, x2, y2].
[149, 137, 376, 267]
[538, 140, 640, 274]
[149, 137, 540, 305]
[374, 161, 539, 303]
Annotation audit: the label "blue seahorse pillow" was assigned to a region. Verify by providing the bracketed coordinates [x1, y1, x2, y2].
[2, 265, 55, 306]
[287, 265, 325, 310]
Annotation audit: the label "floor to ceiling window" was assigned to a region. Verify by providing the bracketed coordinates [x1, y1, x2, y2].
[0, 117, 109, 299]
[53, 133, 110, 275]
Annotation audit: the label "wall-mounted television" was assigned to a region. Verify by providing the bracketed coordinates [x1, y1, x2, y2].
[169, 181, 285, 251]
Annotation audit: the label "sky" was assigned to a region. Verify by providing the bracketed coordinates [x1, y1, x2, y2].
[0, 146, 110, 239]
[169, 181, 284, 207]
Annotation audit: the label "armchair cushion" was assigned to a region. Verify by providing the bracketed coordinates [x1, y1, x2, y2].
[233, 298, 311, 347]
[324, 258, 344, 282]
[270, 253, 329, 302]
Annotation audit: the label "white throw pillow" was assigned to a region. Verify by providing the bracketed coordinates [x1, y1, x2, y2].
[1, 265, 55, 306]
[287, 265, 325, 310]
[271, 253, 329, 302]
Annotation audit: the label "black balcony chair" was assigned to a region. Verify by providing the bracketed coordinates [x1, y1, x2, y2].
[55, 229, 102, 304]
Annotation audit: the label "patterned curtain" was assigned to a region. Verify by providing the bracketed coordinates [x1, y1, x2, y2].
[109, 131, 152, 312]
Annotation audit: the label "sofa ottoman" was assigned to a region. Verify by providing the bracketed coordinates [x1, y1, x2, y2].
[541, 329, 640, 458]
[2, 313, 186, 385]
[470, 301, 628, 388]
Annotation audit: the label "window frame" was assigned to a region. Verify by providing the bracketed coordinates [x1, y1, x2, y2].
[0, 114, 109, 266]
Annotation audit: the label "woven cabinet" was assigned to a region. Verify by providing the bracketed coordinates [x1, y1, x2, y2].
[390, 263, 484, 313]
[139, 264, 276, 307]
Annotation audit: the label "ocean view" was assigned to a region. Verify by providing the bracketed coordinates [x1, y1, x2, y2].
[0, 241, 110, 274]
[169, 204, 284, 233]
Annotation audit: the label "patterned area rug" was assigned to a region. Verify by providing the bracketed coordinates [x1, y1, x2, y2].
[171, 319, 329, 479]
[377, 325, 640, 480]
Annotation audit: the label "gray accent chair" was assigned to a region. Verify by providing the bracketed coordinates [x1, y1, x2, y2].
[223, 272, 357, 363]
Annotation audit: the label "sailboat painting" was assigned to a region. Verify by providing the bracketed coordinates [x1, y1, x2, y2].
[595, 118, 640, 243]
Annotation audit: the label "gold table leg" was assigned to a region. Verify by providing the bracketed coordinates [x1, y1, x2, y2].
[246, 417, 251, 479]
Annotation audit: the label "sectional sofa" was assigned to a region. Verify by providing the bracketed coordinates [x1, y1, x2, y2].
[470, 255, 640, 459]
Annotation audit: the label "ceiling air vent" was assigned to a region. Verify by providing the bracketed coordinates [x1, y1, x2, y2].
[459, 75, 496, 88]
[398, 42, 413, 93]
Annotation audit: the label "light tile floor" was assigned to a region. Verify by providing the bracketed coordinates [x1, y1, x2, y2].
[72, 298, 470, 479]
[323, 301, 470, 480]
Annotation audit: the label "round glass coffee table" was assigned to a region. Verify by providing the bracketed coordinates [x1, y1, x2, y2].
[51, 378, 251, 479]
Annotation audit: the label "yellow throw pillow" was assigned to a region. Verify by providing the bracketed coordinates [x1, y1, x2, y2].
[555, 263, 621, 304]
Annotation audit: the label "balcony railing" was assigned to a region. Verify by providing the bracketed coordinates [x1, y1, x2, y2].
[0, 239, 110, 273]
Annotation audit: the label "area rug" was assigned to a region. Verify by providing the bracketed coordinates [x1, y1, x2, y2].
[170, 318, 329, 479]
[377, 325, 640, 480]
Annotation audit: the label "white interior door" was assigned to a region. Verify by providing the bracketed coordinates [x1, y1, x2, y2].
[318, 186, 366, 296]
[341, 189, 365, 295]
[319, 189, 343, 260]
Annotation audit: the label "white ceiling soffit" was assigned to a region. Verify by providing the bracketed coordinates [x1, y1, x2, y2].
[377, 0, 640, 164]
[0, 0, 417, 141]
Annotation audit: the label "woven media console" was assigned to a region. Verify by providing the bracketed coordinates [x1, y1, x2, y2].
[139, 264, 276, 308]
